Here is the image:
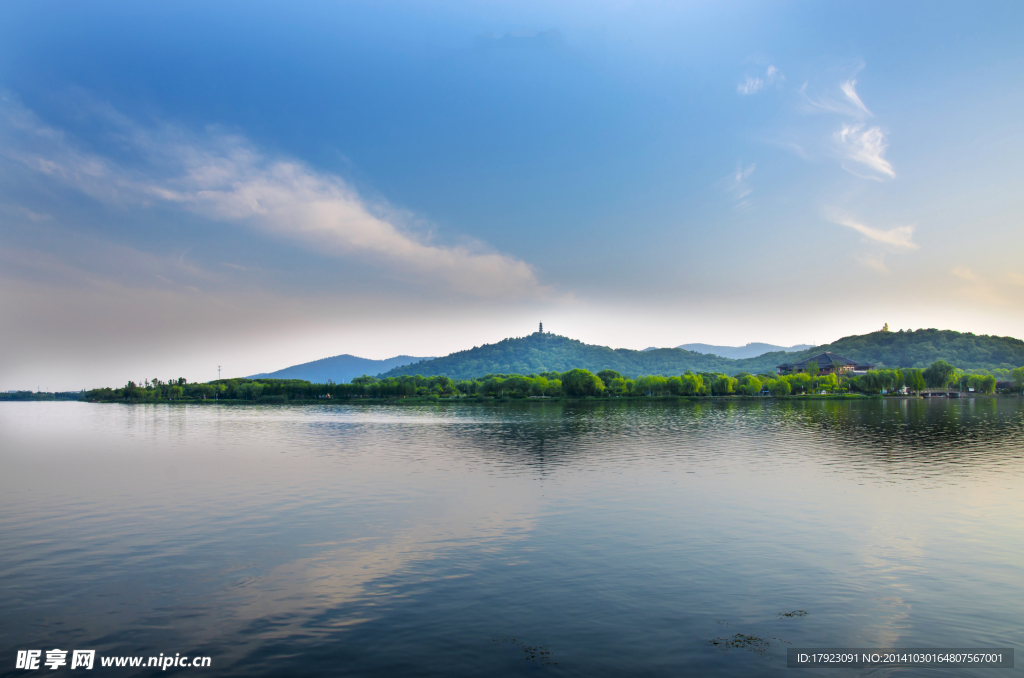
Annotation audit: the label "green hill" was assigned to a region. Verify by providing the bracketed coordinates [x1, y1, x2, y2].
[378, 329, 1024, 380]
[785, 328, 1024, 371]
[379, 333, 755, 379]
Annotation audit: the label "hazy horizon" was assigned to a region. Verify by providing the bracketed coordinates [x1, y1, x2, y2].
[3, 2, 1024, 390]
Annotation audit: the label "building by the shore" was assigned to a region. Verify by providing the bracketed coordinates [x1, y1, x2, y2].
[776, 352, 873, 376]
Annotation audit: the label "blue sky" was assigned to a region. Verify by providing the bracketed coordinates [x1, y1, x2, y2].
[2, 1, 1023, 388]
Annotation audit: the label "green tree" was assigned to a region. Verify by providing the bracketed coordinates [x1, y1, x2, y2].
[924, 360, 956, 389]
[529, 376, 550, 396]
[736, 374, 762, 395]
[682, 373, 703, 396]
[968, 374, 997, 394]
[817, 373, 838, 393]
[609, 377, 633, 396]
[768, 378, 791, 396]
[1012, 366, 1024, 390]
[710, 375, 737, 395]
[194, 384, 216, 400]
[482, 376, 505, 396]
[786, 373, 811, 394]
[561, 369, 605, 397]
[634, 375, 668, 396]
[904, 368, 926, 394]
[666, 376, 684, 395]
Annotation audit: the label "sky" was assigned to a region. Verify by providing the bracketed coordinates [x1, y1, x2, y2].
[2, 0, 1024, 390]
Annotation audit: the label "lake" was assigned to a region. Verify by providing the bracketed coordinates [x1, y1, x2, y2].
[1, 399, 1021, 676]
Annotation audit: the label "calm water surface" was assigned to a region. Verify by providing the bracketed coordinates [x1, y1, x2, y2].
[1, 399, 1022, 676]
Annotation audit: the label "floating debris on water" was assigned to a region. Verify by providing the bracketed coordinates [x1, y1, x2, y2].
[492, 638, 558, 665]
[710, 633, 772, 655]
[779, 610, 808, 618]
[710, 631, 793, 657]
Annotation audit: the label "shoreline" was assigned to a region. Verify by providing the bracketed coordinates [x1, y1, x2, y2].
[75, 393, 1017, 405]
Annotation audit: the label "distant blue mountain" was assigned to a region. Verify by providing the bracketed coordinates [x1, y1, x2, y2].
[676, 342, 812, 360]
[249, 354, 433, 383]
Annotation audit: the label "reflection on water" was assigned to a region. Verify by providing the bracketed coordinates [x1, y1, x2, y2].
[0, 399, 1022, 677]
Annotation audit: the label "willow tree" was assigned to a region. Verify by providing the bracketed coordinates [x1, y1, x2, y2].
[924, 360, 956, 389]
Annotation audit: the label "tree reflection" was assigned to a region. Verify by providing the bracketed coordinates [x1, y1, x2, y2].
[430, 398, 1024, 477]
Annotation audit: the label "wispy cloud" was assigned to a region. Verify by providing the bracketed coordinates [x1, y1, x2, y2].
[952, 266, 979, 282]
[0, 203, 51, 223]
[795, 68, 896, 179]
[737, 77, 763, 95]
[737, 65, 783, 95]
[952, 266, 1004, 304]
[0, 95, 548, 300]
[836, 123, 895, 179]
[840, 79, 872, 116]
[840, 218, 918, 249]
[475, 26, 564, 51]
[724, 161, 755, 209]
[853, 251, 889, 273]
[797, 61, 870, 116]
[799, 82, 869, 117]
[760, 137, 810, 160]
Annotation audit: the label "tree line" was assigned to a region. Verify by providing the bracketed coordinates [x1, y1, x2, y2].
[82, 360, 1023, 402]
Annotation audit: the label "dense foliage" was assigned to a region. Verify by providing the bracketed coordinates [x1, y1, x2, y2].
[0, 391, 81, 401]
[378, 332, 788, 380]
[790, 328, 1024, 371]
[81, 360, 1020, 403]
[83, 377, 317, 402]
[377, 329, 1024, 381]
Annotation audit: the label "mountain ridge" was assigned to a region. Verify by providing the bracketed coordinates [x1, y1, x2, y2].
[676, 342, 813, 359]
[377, 329, 1024, 380]
[249, 354, 432, 383]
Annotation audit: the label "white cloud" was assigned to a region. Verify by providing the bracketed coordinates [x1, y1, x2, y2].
[799, 68, 873, 119]
[724, 161, 755, 209]
[840, 79, 872, 116]
[794, 67, 897, 179]
[853, 251, 888, 273]
[0, 202, 51, 223]
[952, 266, 979, 282]
[0, 96, 548, 300]
[952, 267, 1004, 304]
[738, 65, 783, 95]
[840, 218, 918, 249]
[836, 123, 895, 179]
[737, 77, 763, 95]
[799, 82, 865, 116]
